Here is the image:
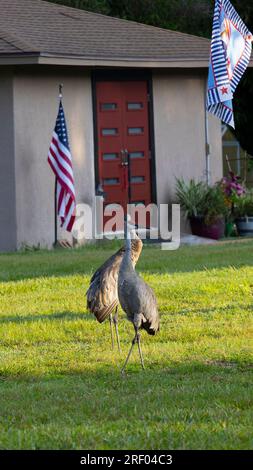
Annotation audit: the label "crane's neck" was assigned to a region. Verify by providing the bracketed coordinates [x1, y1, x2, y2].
[121, 219, 134, 273]
[125, 224, 131, 253]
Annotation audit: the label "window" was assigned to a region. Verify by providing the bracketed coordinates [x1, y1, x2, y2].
[131, 176, 145, 183]
[131, 201, 145, 205]
[127, 102, 143, 110]
[102, 128, 118, 136]
[103, 178, 120, 185]
[128, 127, 144, 135]
[129, 152, 144, 159]
[103, 153, 118, 161]
[101, 103, 117, 111]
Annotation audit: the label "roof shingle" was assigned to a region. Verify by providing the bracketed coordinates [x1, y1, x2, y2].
[0, 0, 211, 64]
[0, 38, 20, 54]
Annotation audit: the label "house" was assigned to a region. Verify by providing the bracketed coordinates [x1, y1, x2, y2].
[0, 0, 224, 251]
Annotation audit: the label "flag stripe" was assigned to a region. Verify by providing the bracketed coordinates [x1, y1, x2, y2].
[48, 101, 76, 233]
[57, 184, 66, 218]
[49, 142, 74, 185]
[62, 201, 76, 231]
[206, 0, 252, 128]
[52, 133, 72, 164]
[48, 149, 76, 200]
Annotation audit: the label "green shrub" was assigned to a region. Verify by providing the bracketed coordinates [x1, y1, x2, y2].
[234, 189, 253, 218]
[175, 178, 228, 225]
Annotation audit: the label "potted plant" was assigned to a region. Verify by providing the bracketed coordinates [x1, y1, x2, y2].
[175, 178, 227, 240]
[234, 189, 253, 236]
[218, 171, 245, 237]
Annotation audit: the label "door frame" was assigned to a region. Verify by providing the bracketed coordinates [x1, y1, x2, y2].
[91, 69, 157, 206]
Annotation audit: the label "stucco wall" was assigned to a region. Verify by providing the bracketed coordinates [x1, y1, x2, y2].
[0, 66, 224, 251]
[13, 66, 95, 249]
[0, 69, 17, 252]
[152, 70, 222, 232]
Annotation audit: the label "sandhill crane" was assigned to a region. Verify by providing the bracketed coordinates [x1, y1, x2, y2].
[86, 237, 143, 351]
[118, 219, 160, 373]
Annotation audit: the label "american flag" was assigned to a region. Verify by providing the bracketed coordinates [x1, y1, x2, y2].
[207, 0, 253, 128]
[48, 100, 76, 232]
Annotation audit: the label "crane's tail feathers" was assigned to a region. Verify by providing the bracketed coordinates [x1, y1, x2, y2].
[142, 319, 160, 336]
[93, 299, 118, 324]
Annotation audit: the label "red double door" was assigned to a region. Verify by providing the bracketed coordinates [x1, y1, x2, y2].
[96, 80, 152, 229]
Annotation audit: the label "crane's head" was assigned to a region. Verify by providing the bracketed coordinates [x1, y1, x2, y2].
[131, 235, 143, 264]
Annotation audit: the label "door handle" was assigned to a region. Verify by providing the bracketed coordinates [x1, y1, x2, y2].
[120, 149, 129, 166]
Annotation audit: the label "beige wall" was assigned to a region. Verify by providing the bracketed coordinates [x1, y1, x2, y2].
[0, 66, 224, 251]
[152, 70, 222, 233]
[0, 69, 17, 251]
[152, 70, 223, 204]
[13, 66, 95, 249]
[208, 111, 223, 183]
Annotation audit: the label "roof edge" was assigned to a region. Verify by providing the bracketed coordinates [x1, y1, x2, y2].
[0, 50, 252, 69]
[0, 52, 210, 68]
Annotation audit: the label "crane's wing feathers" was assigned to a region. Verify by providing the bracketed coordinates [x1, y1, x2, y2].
[86, 247, 125, 323]
[118, 272, 159, 335]
[89, 247, 125, 284]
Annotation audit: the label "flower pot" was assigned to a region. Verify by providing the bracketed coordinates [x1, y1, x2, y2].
[189, 216, 225, 240]
[225, 221, 235, 237]
[235, 217, 253, 237]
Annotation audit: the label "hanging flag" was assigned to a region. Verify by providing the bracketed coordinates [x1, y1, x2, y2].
[207, 0, 253, 127]
[48, 100, 76, 232]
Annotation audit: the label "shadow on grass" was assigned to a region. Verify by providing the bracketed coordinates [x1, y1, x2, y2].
[1, 358, 252, 384]
[1, 241, 253, 283]
[0, 311, 92, 325]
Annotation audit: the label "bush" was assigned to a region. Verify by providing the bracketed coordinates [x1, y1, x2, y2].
[234, 189, 253, 218]
[175, 178, 228, 225]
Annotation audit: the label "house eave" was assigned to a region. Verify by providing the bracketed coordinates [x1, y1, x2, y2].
[38, 54, 210, 68]
[1, 52, 253, 69]
[0, 52, 209, 68]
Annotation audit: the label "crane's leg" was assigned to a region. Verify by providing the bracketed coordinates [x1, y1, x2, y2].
[121, 334, 137, 374]
[109, 313, 114, 350]
[113, 306, 121, 353]
[136, 332, 145, 370]
[121, 327, 141, 374]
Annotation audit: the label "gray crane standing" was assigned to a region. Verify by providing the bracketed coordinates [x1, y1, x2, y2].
[118, 219, 160, 372]
[86, 238, 143, 351]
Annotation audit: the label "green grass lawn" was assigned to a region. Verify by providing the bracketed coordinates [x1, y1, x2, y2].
[0, 240, 252, 450]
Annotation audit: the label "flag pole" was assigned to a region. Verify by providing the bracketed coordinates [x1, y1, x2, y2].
[54, 83, 63, 246]
[54, 177, 57, 246]
[204, 79, 211, 185]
